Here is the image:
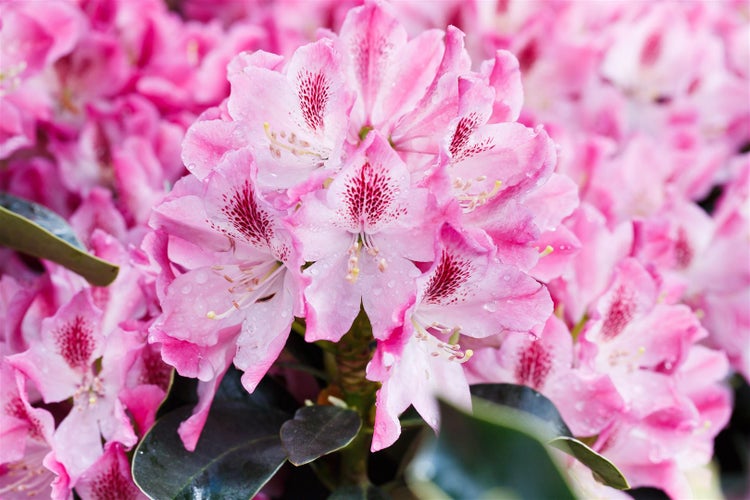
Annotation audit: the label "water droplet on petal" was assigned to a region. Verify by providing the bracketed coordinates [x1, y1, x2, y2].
[503, 274, 511, 281]
[195, 271, 208, 284]
[383, 352, 395, 367]
[483, 302, 497, 312]
[181, 284, 192, 295]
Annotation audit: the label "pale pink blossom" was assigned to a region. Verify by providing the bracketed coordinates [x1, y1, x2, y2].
[368, 223, 552, 450]
[147, 149, 305, 449]
[293, 132, 435, 343]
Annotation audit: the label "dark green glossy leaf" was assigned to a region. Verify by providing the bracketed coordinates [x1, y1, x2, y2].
[132, 401, 288, 499]
[550, 436, 630, 490]
[215, 366, 300, 414]
[407, 398, 576, 499]
[281, 405, 361, 466]
[470, 383, 572, 438]
[0, 193, 118, 286]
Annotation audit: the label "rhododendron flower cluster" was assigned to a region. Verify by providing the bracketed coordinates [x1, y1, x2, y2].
[0, 0, 746, 499]
[150, 0, 559, 452]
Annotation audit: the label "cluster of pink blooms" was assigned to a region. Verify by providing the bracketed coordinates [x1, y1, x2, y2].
[1, 0, 747, 498]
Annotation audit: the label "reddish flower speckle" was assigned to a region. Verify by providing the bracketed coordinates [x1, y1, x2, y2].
[342, 162, 402, 229]
[423, 250, 472, 305]
[4, 396, 43, 441]
[55, 315, 96, 370]
[219, 180, 273, 248]
[89, 463, 139, 500]
[138, 348, 172, 391]
[515, 340, 552, 389]
[602, 287, 635, 340]
[449, 113, 495, 162]
[298, 70, 330, 131]
[673, 228, 693, 269]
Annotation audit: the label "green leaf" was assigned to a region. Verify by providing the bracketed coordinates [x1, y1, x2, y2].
[0, 193, 119, 286]
[470, 383, 573, 438]
[133, 402, 289, 499]
[407, 398, 576, 499]
[280, 405, 361, 466]
[133, 368, 296, 499]
[215, 366, 300, 414]
[549, 436, 630, 490]
[472, 383, 630, 491]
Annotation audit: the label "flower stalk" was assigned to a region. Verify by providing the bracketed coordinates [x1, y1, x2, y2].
[330, 307, 380, 486]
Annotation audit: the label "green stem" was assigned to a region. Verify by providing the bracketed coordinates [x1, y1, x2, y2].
[330, 307, 380, 487]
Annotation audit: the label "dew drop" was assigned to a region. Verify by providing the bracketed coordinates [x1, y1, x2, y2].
[387, 281, 395, 289]
[195, 271, 208, 284]
[372, 287, 383, 296]
[383, 352, 395, 367]
[482, 302, 497, 312]
[181, 284, 193, 295]
[503, 274, 511, 281]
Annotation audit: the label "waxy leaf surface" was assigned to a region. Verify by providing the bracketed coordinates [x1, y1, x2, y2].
[280, 405, 361, 465]
[0, 193, 119, 286]
[407, 398, 576, 499]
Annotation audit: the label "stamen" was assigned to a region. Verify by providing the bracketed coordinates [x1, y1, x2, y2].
[186, 39, 200, 66]
[0, 454, 52, 497]
[206, 262, 284, 319]
[263, 122, 325, 160]
[345, 239, 362, 283]
[413, 320, 473, 363]
[73, 374, 105, 409]
[456, 179, 503, 212]
[539, 245, 554, 257]
[360, 233, 387, 272]
[0, 60, 27, 96]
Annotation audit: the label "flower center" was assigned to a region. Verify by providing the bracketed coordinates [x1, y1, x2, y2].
[345, 234, 387, 283]
[73, 372, 105, 408]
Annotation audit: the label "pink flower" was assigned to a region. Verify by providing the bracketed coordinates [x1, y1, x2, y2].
[74, 442, 146, 500]
[0, 361, 55, 467]
[466, 315, 624, 438]
[148, 148, 306, 449]
[293, 132, 435, 342]
[367, 223, 552, 449]
[8, 291, 139, 479]
[222, 38, 354, 195]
